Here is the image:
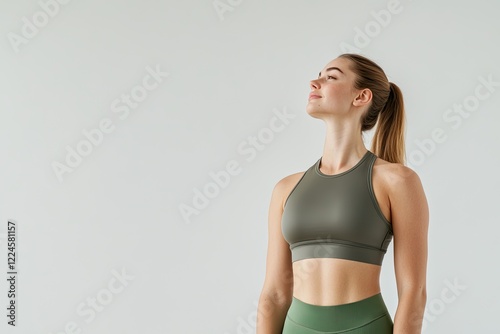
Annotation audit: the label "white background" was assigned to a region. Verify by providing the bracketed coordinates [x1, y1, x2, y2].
[1, 0, 499, 333]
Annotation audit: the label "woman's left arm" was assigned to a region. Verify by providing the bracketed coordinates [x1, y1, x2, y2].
[390, 166, 429, 334]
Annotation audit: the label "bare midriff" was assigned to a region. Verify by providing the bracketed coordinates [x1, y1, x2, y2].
[291, 257, 382, 306]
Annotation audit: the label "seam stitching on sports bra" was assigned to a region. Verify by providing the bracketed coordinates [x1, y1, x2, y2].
[380, 230, 390, 250]
[367, 153, 393, 231]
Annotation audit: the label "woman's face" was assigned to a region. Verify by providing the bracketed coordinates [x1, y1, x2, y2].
[306, 57, 366, 119]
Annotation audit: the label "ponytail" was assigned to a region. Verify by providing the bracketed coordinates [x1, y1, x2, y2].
[371, 82, 406, 165]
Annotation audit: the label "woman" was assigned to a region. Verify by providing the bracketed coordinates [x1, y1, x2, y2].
[256, 53, 429, 333]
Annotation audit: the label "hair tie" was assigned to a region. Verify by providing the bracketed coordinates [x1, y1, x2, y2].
[383, 82, 393, 108]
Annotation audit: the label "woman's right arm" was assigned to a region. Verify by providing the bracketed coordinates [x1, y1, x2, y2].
[256, 176, 296, 334]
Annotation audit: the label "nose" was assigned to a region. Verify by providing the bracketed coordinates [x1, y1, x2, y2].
[310, 79, 320, 90]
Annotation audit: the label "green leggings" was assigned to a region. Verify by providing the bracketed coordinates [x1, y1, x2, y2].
[282, 293, 393, 333]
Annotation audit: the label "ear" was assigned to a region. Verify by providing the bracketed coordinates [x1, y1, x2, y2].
[352, 88, 372, 107]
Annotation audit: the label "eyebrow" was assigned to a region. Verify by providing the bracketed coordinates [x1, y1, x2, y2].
[318, 67, 344, 78]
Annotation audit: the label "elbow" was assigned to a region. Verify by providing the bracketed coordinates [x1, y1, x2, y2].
[260, 288, 293, 306]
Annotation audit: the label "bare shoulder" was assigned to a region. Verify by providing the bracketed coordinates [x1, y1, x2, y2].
[374, 156, 426, 206]
[275, 171, 307, 211]
[374, 157, 418, 185]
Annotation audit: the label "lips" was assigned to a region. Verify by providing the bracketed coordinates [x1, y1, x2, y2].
[309, 92, 321, 99]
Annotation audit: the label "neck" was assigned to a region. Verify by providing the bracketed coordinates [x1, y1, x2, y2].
[320, 119, 367, 174]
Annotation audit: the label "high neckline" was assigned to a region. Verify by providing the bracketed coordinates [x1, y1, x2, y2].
[315, 150, 371, 178]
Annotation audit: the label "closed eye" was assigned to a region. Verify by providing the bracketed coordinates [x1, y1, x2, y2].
[327, 75, 336, 79]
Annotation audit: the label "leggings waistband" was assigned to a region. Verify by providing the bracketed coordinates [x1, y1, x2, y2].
[285, 293, 392, 332]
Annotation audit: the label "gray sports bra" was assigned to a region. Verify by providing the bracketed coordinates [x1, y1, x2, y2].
[281, 150, 393, 266]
